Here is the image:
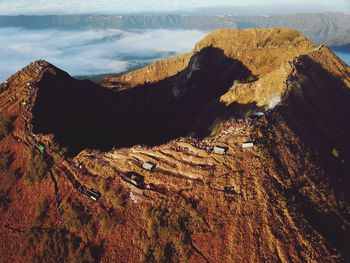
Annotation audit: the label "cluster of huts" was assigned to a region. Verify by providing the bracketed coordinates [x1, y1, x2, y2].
[112, 112, 265, 199]
[79, 111, 265, 201]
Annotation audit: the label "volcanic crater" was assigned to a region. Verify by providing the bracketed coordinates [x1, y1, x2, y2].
[32, 47, 255, 156]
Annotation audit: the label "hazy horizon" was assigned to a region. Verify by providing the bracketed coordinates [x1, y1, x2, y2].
[0, 1, 349, 15]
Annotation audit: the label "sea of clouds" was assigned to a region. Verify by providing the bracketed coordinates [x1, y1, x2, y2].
[0, 27, 206, 81]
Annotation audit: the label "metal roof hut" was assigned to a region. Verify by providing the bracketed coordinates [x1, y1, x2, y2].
[242, 142, 254, 149]
[142, 161, 156, 172]
[224, 186, 236, 195]
[205, 146, 214, 152]
[85, 188, 101, 201]
[125, 172, 145, 187]
[38, 143, 45, 153]
[249, 112, 265, 120]
[252, 112, 265, 117]
[213, 146, 228, 155]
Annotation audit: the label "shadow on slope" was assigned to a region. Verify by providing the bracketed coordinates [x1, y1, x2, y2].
[32, 47, 254, 156]
[264, 56, 350, 260]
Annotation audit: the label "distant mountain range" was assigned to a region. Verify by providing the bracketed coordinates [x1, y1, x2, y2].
[0, 13, 350, 47]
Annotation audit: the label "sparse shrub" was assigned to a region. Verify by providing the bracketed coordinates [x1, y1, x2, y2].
[13, 168, 23, 179]
[0, 151, 15, 193]
[83, 220, 97, 242]
[0, 197, 10, 213]
[233, 79, 242, 86]
[0, 151, 13, 172]
[73, 247, 95, 263]
[99, 178, 128, 208]
[0, 117, 12, 140]
[0, 83, 8, 93]
[102, 177, 114, 192]
[144, 197, 204, 263]
[62, 198, 91, 231]
[247, 75, 257, 82]
[331, 148, 339, 158]
[98, 208, 117, 231]
[209, 118, 225, 136]
[285, 178, 293, 189]
[22, 228, 100, 263]
[0, 150, 15, 213]
[26, 152, 48, 182]
[50, 139, 68, 161]
[36, 229, 69, 263]
[33, 198, 50, 225]
[61, 197, 97, 240]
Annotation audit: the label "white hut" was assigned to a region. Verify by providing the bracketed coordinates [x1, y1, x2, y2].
[242, 142, 254, 149]
[142, 161, 156, 172]
[213, 146, 228, 155]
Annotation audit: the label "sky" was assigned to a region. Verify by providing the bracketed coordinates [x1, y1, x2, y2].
[0, 0, 349, 15]
[0, 28, 206, 81]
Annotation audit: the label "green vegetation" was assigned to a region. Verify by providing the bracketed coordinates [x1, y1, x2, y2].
[0, 116, 12, 140]
[144, 197, 204, 263]
[26, 152, 48, 182]
[38, 143, 45, 153]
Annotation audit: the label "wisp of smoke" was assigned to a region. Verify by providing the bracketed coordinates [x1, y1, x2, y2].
[268, 94, 281, 109]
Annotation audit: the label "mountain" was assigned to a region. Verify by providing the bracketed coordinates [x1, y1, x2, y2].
[0, 13, 350, 46]
[1, 28, 350, 262]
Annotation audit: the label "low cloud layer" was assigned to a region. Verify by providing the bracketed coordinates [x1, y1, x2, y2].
[0, 27, 206, 81]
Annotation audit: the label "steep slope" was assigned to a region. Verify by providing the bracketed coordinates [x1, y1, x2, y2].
[0, 28, 350, 263]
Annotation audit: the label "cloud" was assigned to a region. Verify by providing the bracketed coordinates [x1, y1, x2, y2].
[0, 27, 206, 81]
[0, 0, 348, 15]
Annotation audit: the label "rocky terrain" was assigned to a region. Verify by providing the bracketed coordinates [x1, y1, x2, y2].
[0, 28, 350, 262]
